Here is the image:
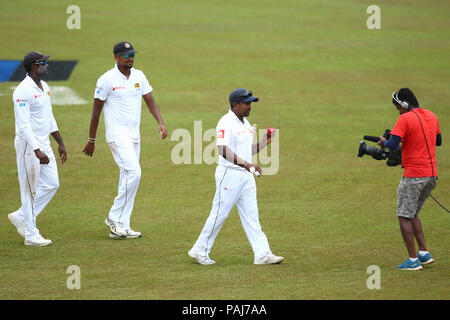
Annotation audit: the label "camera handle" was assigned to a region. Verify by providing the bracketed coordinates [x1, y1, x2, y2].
[363, 135, 380, 143]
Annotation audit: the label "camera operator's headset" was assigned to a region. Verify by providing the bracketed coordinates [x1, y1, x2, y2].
[392, 91, 449, 213]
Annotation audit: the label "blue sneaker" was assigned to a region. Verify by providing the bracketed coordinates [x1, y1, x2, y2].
[418, 252, 434, 265]
[397, 258, 423, 270]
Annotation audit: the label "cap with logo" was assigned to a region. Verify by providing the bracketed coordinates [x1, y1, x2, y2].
[23, 51, 50, 72]
[113, 41, 137, 56]
[229, 88, 259, 106]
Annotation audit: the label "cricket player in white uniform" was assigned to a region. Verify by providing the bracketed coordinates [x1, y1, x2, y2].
[9, 51, 67, 246]
[188, 88, 284, 265]
[83, 41, 167, 239]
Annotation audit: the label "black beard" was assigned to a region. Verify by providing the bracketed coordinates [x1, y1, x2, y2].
[37, 66, 48, 77]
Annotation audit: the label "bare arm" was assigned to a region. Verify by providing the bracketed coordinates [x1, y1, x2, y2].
[143, 93, 168, 139]
[82, 98, 105, 157]
[218, 145, 262, 174]
[51, 130, 67, 163]
[252, 133, 271, 155]
[252, 129, 275, 155]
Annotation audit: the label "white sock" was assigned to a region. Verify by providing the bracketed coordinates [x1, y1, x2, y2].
[419, 251, 429, 256]
[409, 257, 418, 262]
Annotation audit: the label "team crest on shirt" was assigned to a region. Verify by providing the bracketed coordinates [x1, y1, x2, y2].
[217, 130, 225, 139]
[46, 91, 50, 96]
[134, 83, 140, 88]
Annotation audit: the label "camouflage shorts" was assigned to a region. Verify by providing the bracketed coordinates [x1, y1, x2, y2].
[397, 177, 437, 218]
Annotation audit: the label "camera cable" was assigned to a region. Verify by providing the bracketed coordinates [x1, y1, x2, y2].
[412, 110, 449, 213]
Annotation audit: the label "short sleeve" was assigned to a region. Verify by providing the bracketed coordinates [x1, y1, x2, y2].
[216, 119, 231, 147]
[49, 109, 59, 133]
[141, 74, 153, 96]
[391, 116, 407, 139]
[94, 75, 110, 101]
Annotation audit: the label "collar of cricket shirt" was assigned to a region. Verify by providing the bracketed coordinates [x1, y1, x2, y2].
[228, 109, 247, 125]
[114, 63, 134, 81]
[25, 74, 44, 92]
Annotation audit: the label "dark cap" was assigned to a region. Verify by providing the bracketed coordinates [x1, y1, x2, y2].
[113, 41, 137, 56]
[229, 88, 259, 106]
[23, 51, 50, 72]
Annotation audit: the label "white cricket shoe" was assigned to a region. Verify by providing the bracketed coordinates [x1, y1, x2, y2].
[254, 253, 284, 265]
[8, 210, 25, 238]
[107, 217, 142, 238]
[188, 249, 216, 265]
[109, 230, 142, 239]
[25, 235, 52, 247]
[123, 229, 142, 239]
[106, 218, 128, 237]
[109, 232, 123, 239]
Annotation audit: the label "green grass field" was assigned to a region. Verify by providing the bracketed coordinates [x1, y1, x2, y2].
[0, 0, 449, 300]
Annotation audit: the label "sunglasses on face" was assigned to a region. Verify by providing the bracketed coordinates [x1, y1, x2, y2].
[34, 61, 47, 66]
[121, 53, 135, 59]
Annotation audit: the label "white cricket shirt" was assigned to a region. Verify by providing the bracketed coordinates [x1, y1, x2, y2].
[94, 64, 153, 143]
[13, 74, 58, 154]
[216, 109, 255, 170]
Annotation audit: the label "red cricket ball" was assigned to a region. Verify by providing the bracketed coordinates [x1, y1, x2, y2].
[267, 127, 275, 136]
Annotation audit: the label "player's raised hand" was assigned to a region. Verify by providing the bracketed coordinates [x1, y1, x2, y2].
[266, 127, 276, 145]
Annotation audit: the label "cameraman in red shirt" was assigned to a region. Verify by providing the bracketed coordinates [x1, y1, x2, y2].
[378, 88, 442, 270]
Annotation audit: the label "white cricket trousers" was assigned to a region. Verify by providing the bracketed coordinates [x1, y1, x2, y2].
[14, 136, 59, 240]
[107, 137, 141, 229]
[192, 165, 272, 260]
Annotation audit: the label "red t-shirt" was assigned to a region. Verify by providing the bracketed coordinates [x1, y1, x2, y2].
[391, 108, 440, 177]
